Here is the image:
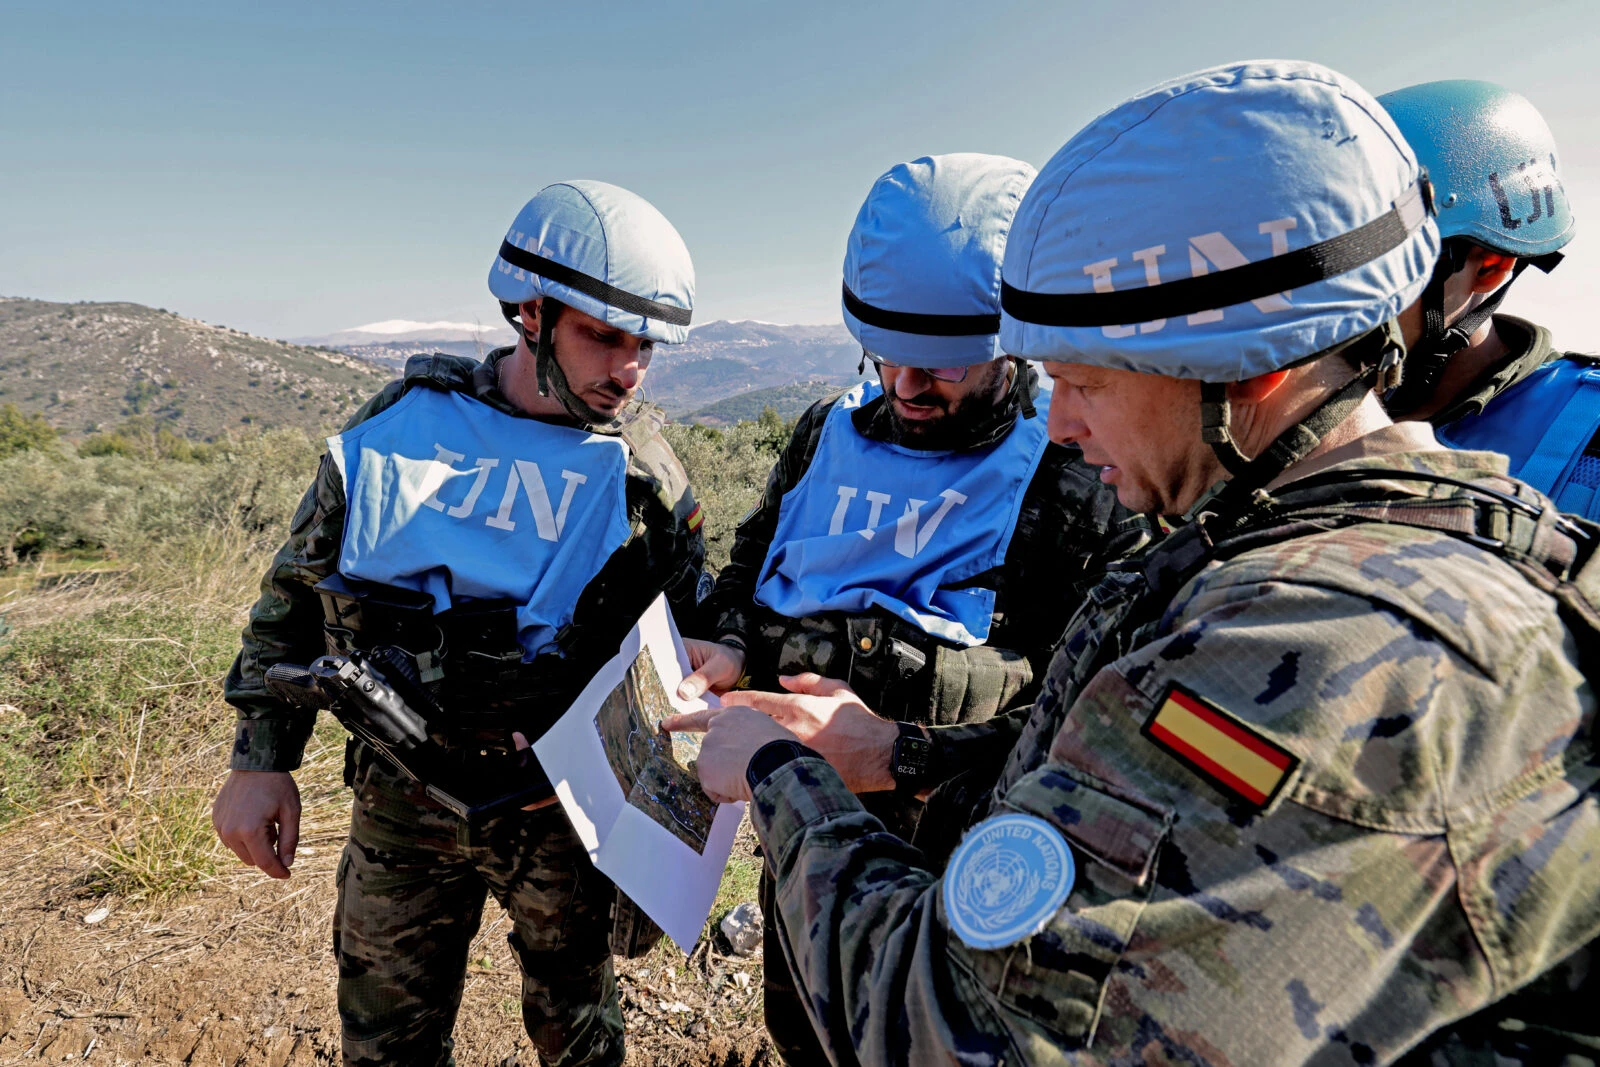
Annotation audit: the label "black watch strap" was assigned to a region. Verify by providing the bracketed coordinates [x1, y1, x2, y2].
[746, 739, 816, 794]
[890, 721, 936, 794]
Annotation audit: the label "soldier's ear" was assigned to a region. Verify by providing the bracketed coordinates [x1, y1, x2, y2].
[520, 298, 543, 335]
[1468, 250, 1518, 296]
[1228, 369, 1291, 405]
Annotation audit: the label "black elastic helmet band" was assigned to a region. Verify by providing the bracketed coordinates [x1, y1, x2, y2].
[842, 283, 1001, 337]
[1002, 183, 1428, 328]
[497, 240, 692, 327]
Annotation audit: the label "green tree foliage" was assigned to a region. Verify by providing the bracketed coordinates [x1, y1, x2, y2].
[79, 416, 216, 462]
[663, 409, 795, 571]
[0, 402, 58, 458]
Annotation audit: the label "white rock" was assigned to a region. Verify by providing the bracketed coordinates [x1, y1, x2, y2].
[719, 901, 763, 957]
[83, 904, 111, 925]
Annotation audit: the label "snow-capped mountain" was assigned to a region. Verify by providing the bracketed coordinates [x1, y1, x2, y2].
[301, 317, 862, 416]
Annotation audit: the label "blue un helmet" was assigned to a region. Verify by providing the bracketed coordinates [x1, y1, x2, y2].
[1000, 60, 1440, 487]
[488, 181, 695, 425]
[1377, 81, 1573, 413]
[843, 154, 1036, 371]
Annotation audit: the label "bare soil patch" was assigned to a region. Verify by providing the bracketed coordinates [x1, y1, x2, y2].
[0, 787, 772, 1066]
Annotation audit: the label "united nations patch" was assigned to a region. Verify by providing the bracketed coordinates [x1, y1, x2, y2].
[943, 813, 1075, 950]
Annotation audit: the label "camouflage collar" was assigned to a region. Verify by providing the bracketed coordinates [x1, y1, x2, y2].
[1426, 315, 1554, 428]
[852, 359, 1040, 451]
[475, 345, 653, 439]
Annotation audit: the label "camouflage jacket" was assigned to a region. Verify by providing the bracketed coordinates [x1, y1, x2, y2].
[750, 429, 1600, 1066]
[703, 362, 1145, 769]
[223, 348, 705, 772]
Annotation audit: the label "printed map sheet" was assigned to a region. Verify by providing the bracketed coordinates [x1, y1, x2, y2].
[533, 595, 743, 952]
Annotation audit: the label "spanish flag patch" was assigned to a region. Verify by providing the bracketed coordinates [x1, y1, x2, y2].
[1142, 684, 1299, 809]
[685, 503, 704, 532]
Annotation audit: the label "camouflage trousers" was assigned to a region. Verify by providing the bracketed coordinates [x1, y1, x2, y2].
[334, 749, 624, 1067]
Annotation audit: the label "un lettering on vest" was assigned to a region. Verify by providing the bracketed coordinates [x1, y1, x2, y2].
[1084, 217, 1298, 337]
[417, 442, 586, 541]
[330, 388, 631, 638]
[826, 484, 968, 559]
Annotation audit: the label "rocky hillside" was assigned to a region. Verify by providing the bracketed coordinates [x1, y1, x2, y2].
[0, 298, 393, 439]
[645, 321, 860, 415]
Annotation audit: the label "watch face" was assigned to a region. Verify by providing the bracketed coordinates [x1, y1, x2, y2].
[894, 737, 932, 779]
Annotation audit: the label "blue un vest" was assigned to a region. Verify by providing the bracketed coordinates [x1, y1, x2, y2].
[754, 381, 1050, 646]
[328, 387, 632, 657]
[1437, 355, 1600, 520]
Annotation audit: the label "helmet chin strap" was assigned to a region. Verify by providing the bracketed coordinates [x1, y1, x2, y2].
[500, 298, 619, 427]
[1384, 240, 1561, 417]
[1197, 324, 1405, 510]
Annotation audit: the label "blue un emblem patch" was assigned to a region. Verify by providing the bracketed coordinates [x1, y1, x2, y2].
[943, 813, 1075, 950]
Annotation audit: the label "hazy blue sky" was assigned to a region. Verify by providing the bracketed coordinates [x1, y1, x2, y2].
[3, 0, 1596, 345]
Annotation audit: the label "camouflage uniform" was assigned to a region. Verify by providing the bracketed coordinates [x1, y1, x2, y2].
[225, 348, 704, 1067]
[1409, 326, 1600, 1062]
[704, 363, 1143, 1064]
[748, 430, 1600, 1066]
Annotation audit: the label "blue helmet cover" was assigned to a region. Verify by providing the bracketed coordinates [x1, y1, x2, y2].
[1379, 79, 1574, 258]
[1000, 60, 1441, 382]
[844, 154, 1036, 369]
[488, 180, 695, 345]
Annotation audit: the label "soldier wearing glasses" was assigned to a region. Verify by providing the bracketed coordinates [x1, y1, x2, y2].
[671, 154, 1145, 1066]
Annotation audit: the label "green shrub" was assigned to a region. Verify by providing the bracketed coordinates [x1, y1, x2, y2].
[0, 426, 319, 568]
[664, 411, 794, 571]
[0, 401, 58, 458]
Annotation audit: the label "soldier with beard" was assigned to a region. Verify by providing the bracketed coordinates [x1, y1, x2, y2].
[672, 154, 1143, 1065]
[679, 63, 1599, 1066]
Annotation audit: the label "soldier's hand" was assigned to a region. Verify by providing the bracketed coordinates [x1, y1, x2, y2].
[695, 705, 803, 803]
[212, 769, 301, 879]
[720, 673, 899, 793]
[677, 638, 745, 699]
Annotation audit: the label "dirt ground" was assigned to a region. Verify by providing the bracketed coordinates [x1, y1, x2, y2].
[0, 797, 773, 1067]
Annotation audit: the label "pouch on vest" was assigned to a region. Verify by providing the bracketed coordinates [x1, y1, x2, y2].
[759, 610, 1035, 727]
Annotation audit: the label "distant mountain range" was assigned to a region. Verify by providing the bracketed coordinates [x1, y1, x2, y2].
[0, 298, 392, 439]
[291, 319, 517, 366]
[0, 301, 868, 442]
[302, 317, 866, 418]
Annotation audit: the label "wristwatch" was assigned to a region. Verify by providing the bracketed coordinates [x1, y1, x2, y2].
[890, 721, 936, 794]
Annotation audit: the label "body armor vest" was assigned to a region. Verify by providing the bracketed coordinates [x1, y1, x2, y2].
[328, 386, 632, 658]
[1438, 354, 1600, 519]
[753, 380, 1050, 647]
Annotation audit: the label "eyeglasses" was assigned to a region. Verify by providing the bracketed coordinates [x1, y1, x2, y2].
[862, 351, 969, 383]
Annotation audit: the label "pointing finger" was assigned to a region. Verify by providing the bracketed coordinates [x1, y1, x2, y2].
[660, 707, 720, 734]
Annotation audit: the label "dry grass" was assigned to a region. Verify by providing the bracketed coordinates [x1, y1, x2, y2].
[0, 427, 781, 1064]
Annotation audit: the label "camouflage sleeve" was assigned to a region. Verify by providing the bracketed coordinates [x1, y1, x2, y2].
[754, 571, 1599, 1065]
[221, 382, 405, 772]
[699, 397, 834, 647]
